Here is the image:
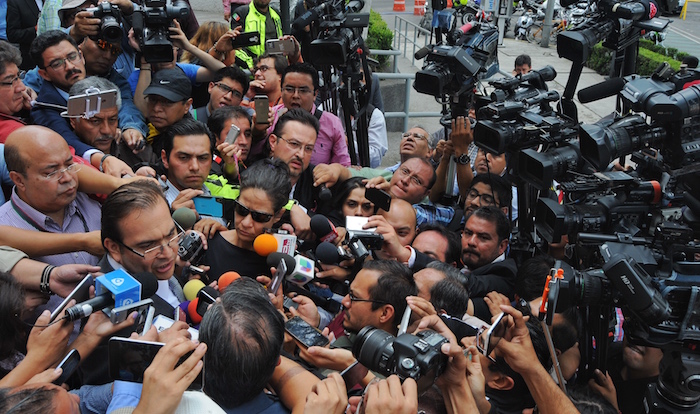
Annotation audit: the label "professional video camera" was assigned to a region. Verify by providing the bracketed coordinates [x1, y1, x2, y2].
[86, 2, 123, 44]
[353, 326, 449, 393]
[131, 0, 191, 63]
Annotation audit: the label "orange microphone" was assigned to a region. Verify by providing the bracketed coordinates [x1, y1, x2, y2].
[218, 271, 241, 292]
[253, 233, 278, 257]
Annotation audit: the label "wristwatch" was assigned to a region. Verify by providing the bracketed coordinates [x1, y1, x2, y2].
[456, 153, 470, 165]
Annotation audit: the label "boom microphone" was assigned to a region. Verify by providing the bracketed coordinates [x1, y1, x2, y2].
[172, 207, 197, 230]
[64, 271, 158, 322]
[292, 3, 325, 31]
[310, 215, 339, 243]
[578, 77, 626, 104]
[414, 46, 431, 60]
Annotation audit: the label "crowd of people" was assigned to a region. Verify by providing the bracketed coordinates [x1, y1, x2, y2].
[0, 0, 668, 413]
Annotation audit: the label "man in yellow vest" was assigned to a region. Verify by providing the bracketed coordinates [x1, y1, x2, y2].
[230, 0, 282, 69]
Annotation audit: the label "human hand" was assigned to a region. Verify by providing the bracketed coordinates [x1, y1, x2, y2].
[288, 294, 320, 328]
[101, 156, 135, 178]
[290, 205, 314, 241]
[157, 321, 193, 343]
[217, 142, 244, 169]
[493, 305, 537, 376]
[79, 231, 105, 256]
[406, 296, 437, 321]
[167, 20, 189, 51]
[81, 307, 136, 340]
[484, 292, 510, 320]
[23, 290, 50, 314]
[299, 346, 354, 372]
[365, 215, 410, 262]
[194, 218, 227, 239]
[281, 35, 302, 62]
[71, 11, 101, 40]
[304, 372, 347, 414]
[362, 375, 418, 414]
[46, 264, 98, 298]
[121, 129, 146, 154]
[450, 116, 473, 153]
[171, 189, 203, 213]
[128, 27, 141, 52]
[312, 163, 343, 188]
[25, 309, 74, 370]
[462, 344, 489, 411]
[22, 87, 36, 111]
[26, 367, 63, 385]
[133, 338, 206, 414]
[364, 176, 390, 192]
[588, 369, 619, 410]
[215, 27, 241, 53]
[257, 273, 284, 311]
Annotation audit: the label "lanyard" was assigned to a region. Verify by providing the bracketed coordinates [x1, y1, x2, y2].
[11, 198, 89, 233]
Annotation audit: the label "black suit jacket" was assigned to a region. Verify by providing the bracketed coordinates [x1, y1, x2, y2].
[6, 0, 40, 70]
[465, 258, 518, 322]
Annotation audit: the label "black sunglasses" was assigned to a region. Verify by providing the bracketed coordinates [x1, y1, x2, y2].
[234, 199, 274, 223]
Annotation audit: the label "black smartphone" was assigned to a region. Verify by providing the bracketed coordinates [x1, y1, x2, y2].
[231, 31, 261, 48]
[269, 257, 287, 295]
[477, 312, 507, 357]
[50, 274, 93, 322]
[110, 298, 154, 334]
[284, 316, 329, 348]
[108, 337, 204, 390]
[283, 296, 299, 312]
[254, 95, 269, 124]
[365, 187, 391, 213]
[53, 349, 81, 385]
[340, 361, 369, 390]
[440, 314, 479, 342]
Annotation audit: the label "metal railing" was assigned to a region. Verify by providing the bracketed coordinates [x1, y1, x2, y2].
[393, 16, 431, 67]
[369, 49, 401, 73]
[374, 72, 442, 132]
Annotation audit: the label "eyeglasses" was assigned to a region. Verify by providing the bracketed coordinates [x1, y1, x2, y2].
[233, 199, 274, 223]
[396, 166, 427, 187]
[43, 163, 82, 181]
[0, 71, 25, 88]
[277, 136, 314, 154]
[465, 188, 497, 206]
[96, 39, 122, 56]
[119, 227, 184, 259]
[254, 64, 270, 73]
[283, 85, 314, 95]
[347, 292, 387, 305]
[401, 132, 428, 142]
[145, 95, 180, 108]
[215, 83, 243, 99]
[47, 51, 81, 70]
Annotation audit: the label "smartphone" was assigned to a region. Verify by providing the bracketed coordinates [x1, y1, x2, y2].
[345, 216, 374, 233]
[340, 361, 369, 390]
[152, 314, 199, 342]
[108, 337, 204, 390]
[50, 274, 93, 322]
[265, 38, 295, 55]
[440, 314, 479, 342]
[231, 31, 261, 48]
[110, 298, 154, 330]
[141, 306, 155, 336]
[254, 95, 269, 124]
[269, 258, 287, 295]
[283, 296, 299, 312]
[478, 312, 507, 357]
[365, 187, 391, 213]
[66, 89, 118, 118]
[193, 196, 224, 218]
[53, 349, 81, 385]
[225, 123, 240, 145]
[284, 316, 330, 348]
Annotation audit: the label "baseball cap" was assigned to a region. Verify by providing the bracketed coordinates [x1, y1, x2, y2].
[58, 0, 93, 28]
[144, 67, 192, 102]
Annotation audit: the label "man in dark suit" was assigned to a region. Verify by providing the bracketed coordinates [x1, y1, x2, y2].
[6, 0, 40, 70]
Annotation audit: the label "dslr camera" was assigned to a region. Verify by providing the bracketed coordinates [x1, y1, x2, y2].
[353, 326, 448, 392]
[86, 2, 123, 44]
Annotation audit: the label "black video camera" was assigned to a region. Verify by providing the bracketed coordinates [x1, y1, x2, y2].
[131, 0, 190, 63]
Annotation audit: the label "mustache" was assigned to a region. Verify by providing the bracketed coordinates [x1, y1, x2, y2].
[65, 69, 82, 79]
[462, 248, 479, 257]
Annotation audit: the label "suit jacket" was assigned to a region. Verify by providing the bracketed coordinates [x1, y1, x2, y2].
[31, 81, 94, 157]
[465, 258, 518, 322]
[6, 0, 39, 70]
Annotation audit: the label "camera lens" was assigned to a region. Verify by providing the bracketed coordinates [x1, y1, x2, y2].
[353, 326, 395, 377]
[101, 17, 123, 44]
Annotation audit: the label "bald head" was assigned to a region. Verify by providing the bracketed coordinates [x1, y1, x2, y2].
[5, 126, 71, 175]
[380, 199, 417, 246]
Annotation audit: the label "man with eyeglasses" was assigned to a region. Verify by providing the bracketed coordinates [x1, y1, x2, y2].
[29, 30, 136, 178]
[0, 125, 102, 268]
[386, 126, 436, 173]
[246, 53, 286, 109]
[259, 63, 351, 167]
[0, 42, 34, 142]
[192, 66, 251, 124]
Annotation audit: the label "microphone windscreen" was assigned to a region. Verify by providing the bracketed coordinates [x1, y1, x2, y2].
[172, 208, 197, 230]
[316, 241, 340, 264]
[187, 298, 203, 324]
[218, 271, 241, 292]
[183, 279, 206, 301]
[266, 252, 296, 275]
[253, 234, 278, 257]
[310, 215, 333, 237]
[578, 77, 625, 103]
[132, 272, 159, 299]
[414, 46, 431, 60]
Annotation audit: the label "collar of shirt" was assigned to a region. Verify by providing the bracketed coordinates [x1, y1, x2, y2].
[11, 187, 78, 232]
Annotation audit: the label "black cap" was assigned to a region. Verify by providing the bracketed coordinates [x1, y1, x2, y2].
[144, 67, 192, 102]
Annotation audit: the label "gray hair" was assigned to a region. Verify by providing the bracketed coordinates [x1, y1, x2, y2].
[409, 124, 437, 149]
[426, 260, 467, 285]
[0, 41, 22, 76]
[69, 76, 122, 110]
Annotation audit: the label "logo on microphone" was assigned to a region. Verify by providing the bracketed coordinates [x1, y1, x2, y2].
[113, 278, 124, 286]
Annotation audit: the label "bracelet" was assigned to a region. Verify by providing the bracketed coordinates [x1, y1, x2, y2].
[99, 153, 112, 173]
[40, 265, 55, 295]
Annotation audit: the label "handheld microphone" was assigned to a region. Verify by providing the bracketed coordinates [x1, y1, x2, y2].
[64, 271, 158, 322]
[316, 241, 340, 264]
[287, 254, 315, 286]
[196, 286, 219, 316]
[172, 207, 197, 230]
[218, 271, 241, 292]
[186, 299, 203, 325]
[253, 233, 278, 256]
[577, 77, 626, 103]
[310, 215, 339, 243]
[318, 184, 332, 201]
[266, 252, 296, 273]
[183, 279, 206, 301]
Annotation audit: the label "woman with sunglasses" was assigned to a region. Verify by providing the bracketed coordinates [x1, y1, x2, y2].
[204, 158, 291, 280]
